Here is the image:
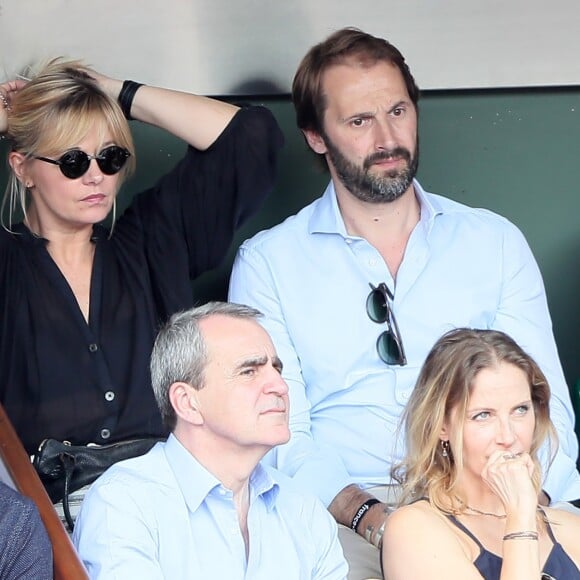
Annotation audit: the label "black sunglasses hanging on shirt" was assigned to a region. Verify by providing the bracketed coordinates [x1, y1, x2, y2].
[366, 282, 407, 366]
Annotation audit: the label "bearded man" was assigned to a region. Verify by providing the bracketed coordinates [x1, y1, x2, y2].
[228, 27, 580, 580]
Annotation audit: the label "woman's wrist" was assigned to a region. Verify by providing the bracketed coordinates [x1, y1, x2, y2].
[503, 531, 538, 541]
[118, 80, 144, 120]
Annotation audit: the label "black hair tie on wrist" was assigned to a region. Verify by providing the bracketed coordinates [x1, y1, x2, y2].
[118, 80, 144, 120]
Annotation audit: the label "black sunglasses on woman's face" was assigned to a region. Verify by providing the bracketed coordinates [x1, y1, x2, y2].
[34, 145, 130, 179]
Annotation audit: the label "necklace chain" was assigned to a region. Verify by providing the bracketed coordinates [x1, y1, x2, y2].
[454, 496, 507, 519]
[455, 497, 541, 519]
[463, 505, 507, 519]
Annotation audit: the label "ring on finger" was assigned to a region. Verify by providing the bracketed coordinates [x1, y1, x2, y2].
[0, 92, 11, 111]
[502, 453, 517, 460]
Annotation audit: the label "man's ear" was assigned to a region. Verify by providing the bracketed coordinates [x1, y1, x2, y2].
[169, 382, 204, 426]
[302, 129, 328, 155]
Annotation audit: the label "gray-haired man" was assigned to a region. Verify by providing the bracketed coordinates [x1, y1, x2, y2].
[74, 302, 348, 579]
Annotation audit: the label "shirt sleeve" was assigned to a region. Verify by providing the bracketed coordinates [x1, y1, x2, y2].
[119, 104, 284, 280]
[492, 220, 580, 501]
[0, 488, 52, 580]
[229, 243, 352, 506]
[73, 480, 165, 580]
[309, 499, 350, 580]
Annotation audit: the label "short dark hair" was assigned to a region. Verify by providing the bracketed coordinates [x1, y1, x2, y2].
[292, 27, 420, 137]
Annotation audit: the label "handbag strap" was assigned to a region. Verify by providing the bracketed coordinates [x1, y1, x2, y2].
[61, 453, 76, 532]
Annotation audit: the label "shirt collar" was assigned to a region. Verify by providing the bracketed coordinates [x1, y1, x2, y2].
[308, 178, 442, 236]
[413, 180, 443, 234]
[164, 434, 279, 513]
[249, 463, 280, 511]
[308, 181, 348, 236]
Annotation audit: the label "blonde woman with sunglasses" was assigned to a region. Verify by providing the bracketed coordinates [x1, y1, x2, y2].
[0, 59, 283, 468]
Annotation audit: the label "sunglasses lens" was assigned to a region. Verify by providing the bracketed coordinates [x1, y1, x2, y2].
[97, 146, 129, 175]
[366, 289, 388, 323]
[377, 331, 403, 365]
[59, 150, 90, 179]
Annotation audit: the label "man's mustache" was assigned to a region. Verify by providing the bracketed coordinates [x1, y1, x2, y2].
[363, 147, 411, 170]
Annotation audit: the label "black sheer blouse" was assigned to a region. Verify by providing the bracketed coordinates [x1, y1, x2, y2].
[0, 106, 284, 454]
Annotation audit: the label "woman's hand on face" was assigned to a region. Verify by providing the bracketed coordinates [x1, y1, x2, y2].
[0, 80, 27, 132]
[481, 449, 537, 514]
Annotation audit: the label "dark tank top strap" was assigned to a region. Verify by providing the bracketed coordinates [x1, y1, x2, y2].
[538, 507, 558, 543]
[446, 514, 487, 552]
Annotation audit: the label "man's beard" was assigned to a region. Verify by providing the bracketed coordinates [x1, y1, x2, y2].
[324, 134, 419, 204]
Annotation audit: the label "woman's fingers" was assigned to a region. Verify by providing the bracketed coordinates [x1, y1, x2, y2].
[482, 450, 537, 513]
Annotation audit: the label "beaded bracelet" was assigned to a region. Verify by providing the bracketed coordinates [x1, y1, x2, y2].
[503, 531, 539, 541]
[118, 80, 144, 120]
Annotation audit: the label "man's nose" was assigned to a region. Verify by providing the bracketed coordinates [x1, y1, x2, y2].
[374, 118, 397, 150]
[265, 369, 288, 395]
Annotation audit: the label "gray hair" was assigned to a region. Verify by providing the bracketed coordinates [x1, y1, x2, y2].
[150, 301, 263, 429]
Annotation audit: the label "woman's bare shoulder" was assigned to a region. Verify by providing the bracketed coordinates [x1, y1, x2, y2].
[383, 501, 482, 580]
[386, 500, 447, 530]
[384, 500, 456, 550]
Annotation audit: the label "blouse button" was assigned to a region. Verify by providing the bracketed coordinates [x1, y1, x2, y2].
[88, 343, 98, 353]
[104, 391, 115, 402]
[100, 428, 111, 440]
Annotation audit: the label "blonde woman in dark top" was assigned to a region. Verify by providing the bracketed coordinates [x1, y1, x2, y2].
[382, 328, 580, 579]
[0, 59, 283, 455]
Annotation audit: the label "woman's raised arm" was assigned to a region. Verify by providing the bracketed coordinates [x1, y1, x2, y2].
[91, 71, 239, 151]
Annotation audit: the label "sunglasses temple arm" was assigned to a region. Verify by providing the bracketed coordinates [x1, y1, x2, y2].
[389, 309, 407, 365]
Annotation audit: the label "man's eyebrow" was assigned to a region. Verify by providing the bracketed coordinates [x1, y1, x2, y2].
[272, 356, 283, 372]
[388, 100, 408, 113]
[234, 355, 283, 373]
[341, 111, 374, 122]
[234, 355, 269, 372]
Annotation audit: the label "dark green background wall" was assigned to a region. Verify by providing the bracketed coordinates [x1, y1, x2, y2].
[2, 88, 579, 390]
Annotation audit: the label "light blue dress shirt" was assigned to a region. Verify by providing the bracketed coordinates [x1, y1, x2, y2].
[73, 434, 348, 579]
[229, 179, 580, 505]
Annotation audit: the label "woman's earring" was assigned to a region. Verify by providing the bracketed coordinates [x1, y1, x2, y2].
[441, 440, 450, 458]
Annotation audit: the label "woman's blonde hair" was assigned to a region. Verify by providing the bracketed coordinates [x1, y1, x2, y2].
[392, 328, 556, 514]
[2, 57, 136, 229]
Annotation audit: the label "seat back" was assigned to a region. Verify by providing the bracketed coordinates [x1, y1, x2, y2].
[0, 403, 88, 579]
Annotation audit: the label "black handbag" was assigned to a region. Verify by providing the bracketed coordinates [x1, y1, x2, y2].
[33, 437, 164, 530]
